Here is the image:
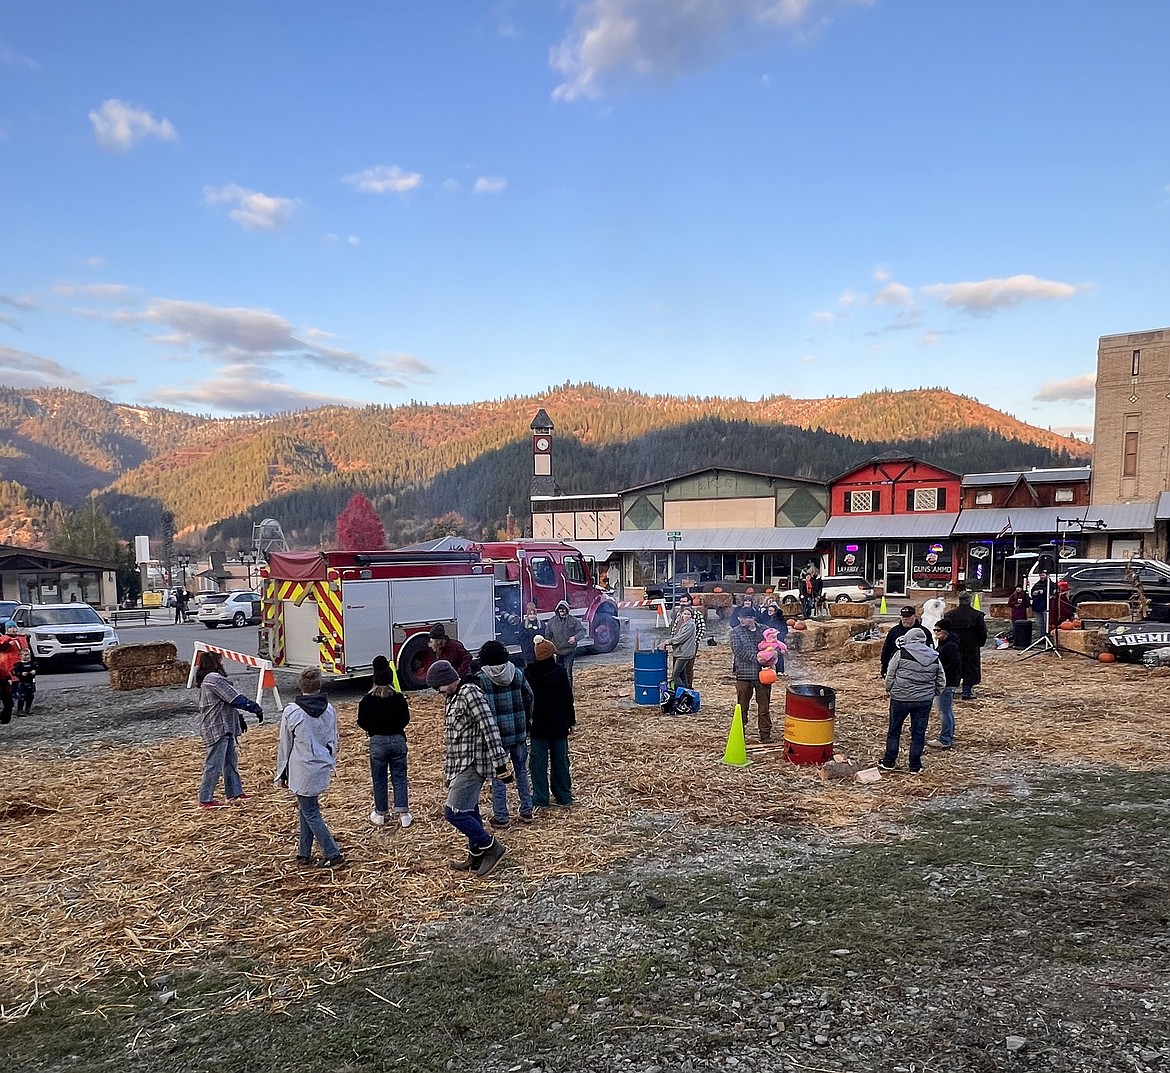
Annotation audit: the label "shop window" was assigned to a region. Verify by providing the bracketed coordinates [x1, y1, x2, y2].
[1132, 349, 1141, 376]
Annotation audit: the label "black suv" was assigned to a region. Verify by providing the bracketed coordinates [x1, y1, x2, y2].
[1064, 558, 1170, 609]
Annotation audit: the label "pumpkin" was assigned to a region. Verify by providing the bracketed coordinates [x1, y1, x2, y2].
[759, 667, 777, 685]
[713, 586, 723, 593]
[794, 621, 807, 631]
[1071, 619, 1083, 629]
[786, 618, 797, 627]
[1098, 651, 1116, 663]
[1059, 620, 1076, 631]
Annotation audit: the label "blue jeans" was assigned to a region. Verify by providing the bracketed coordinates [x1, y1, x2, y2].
[444, 767, 492, 851]
[936, 687, 955, 745]
[199, 733, 242, 802]
[297, 794, 339, 859]
[882, 700, 932, 773]
[530, 736, 573, 806]
[368, 734, 409, 815]
[491, 741, 533, 821]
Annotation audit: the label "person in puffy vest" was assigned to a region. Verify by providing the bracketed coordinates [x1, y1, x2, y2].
[879, 627, 945, 774]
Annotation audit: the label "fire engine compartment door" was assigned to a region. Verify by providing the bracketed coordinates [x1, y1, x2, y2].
[454, 575, 496, 652]
[284, 598, 323, 668]
[342, 580, 393, 669]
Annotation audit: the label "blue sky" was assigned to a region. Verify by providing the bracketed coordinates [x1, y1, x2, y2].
[2, 1, 1168, 438]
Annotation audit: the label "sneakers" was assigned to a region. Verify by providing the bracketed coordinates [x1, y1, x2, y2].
[926, 738, 952, 750]
[877, 759, 897, 771]
[228, 792, 251, 802]
[198, 799, 230, 809]
[450, 850, 484, 872]
[316, 854, 346, 869]
[369, 810, 386, 826]
[489, 816, 510, 830]
[398, 812, 413, 829]
[908, 768, 923, 776]
[475, 838, 507, 877]
[517, 811, 534, 824]
[295, 855, 313, 867]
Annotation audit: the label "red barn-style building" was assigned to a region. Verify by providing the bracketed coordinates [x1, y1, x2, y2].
[821, 455, 962, 597]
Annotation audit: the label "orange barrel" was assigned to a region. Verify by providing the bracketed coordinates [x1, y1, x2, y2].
[783, 684, 836, 764]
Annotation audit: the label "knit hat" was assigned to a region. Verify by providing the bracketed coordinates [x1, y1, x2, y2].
[371, 655, 394, 686]
[478, 639, 511, 666]
[426, 659, 459, 688]
[898, 627, 928, 647]
[428, 623, 447, 639]
[534, 638, 556, 661]
[957, 591, 972, 605]
[935, 618, 954, 633]
[900, 605, 916, 617]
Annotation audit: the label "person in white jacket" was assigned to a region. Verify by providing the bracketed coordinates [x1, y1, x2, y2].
[275, 667, 344, 868]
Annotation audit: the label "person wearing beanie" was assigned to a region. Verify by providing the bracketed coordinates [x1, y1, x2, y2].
[879, 626, 945, 774]
[527, 635, 576, 808]
[426, 658, 511, 878]
[544, 600, 587, 689]
[928, 619, 962, 750]
[476, 640, 535, 828]
[275, 667, 344, 868]
[946, 590, 988, 700]
[428, 623, 472, 677]
[357, 654, 412, 828]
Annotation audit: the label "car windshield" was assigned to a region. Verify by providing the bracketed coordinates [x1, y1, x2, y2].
[0, 601, 18, 618]
[202, 595, 229, 606]
[30, 607, 104, 627]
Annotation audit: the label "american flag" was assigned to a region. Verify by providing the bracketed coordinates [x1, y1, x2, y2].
[997, 518, 1013, 540]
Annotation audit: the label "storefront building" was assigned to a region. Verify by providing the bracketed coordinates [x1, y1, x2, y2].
[0, 545, 119, 607]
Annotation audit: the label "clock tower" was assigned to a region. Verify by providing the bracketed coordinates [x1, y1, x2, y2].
[530, 409, 554, 497]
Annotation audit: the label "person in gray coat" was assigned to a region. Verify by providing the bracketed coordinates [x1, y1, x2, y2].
[275, 667, 344, 868]
[879, 627, 945, 774]
[660, 607, 698, 688]
[545, 600, 587, 689]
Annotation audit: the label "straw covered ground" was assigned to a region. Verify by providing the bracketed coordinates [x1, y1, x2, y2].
[2, 640, 1166, 1024]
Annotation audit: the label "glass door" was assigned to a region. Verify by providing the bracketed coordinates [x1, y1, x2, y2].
[884, 544, 907, 596]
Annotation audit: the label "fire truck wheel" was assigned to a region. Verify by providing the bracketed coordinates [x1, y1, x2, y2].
[397, 633, 435, 691]
[591, 613, 620, 654]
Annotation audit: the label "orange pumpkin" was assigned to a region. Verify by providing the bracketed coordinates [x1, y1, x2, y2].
[713, 586, 723, 593]
[759, 667, 777, 685]
[1071, 619, 1083, 629]
[1098, 651, 1116, 662]
[1059, 620, 1076, 631]
[786, 618, 797, 627]
[794, 621, 807, 631]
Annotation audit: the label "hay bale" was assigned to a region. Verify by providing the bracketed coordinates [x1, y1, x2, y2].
[108, 662, 191, 691]
[828, 602, 874, 620]
[987, 603, 1011, 620]
[834, 638, 883, 663]
[104, 642, 179, 670]
[1056, 628, 1105, 657]
[697, 593, 733, 611]
[818, 620, 857, 648]
[1075, 601, 1131, 621]
[786, 623, 825, 652]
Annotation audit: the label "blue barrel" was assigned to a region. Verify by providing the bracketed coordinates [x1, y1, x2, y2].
[633, 648, 668, 705]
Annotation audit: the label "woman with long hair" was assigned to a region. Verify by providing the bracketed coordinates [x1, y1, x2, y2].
[195, 650, 264, 809]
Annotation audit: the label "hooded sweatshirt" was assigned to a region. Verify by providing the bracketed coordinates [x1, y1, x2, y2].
[477, 661, 534, 748]
[275, 692, 339, 796]
[884, 635, 946, 704]
[545, 601, 586, 655]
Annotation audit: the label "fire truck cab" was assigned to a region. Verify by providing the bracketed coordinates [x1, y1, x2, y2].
[260, 541, 619, 690]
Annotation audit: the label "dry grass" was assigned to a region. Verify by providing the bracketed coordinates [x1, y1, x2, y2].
[1, 645, 1166, 1018]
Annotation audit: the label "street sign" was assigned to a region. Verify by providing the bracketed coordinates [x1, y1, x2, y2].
[666, 531, 682, 542]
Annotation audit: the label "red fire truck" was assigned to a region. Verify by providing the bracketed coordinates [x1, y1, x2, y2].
[259, 541, 619, 689]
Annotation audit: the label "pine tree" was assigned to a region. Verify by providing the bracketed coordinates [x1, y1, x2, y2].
[335, 493, 386, 550]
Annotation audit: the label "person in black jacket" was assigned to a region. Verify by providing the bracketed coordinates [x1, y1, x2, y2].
[357, 655, 412, 828]
[880, 605, 934, 676]
[928, 618, 962, 748]
[526, 638, 575, 808]
[946, 591, 988, 700]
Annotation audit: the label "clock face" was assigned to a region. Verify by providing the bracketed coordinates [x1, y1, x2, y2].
[535, 436, 550, 452]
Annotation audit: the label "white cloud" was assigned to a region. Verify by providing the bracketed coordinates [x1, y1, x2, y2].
[147, 364, 362, 415]
[84, 256, 106, 268]
[1035, 373, 1096, 402]
[203, 184, 298, 232]
[918, 330, 941, 345]
[473, 176, 508, 194]
[0, 344, 87, 388]
[1, 39, 37, 70]
[381, 352, 436, 377]
[837, 289, 858, 307]
[550, 0, 864, 101]
[871, 281, 913, 306]
[342, 165, 422, 194]
[872, 266, 889, 282]
[813, 311, 834, 324]
[921, 274, 1092, 314]
[89, 99, 177, 152]
[442, 178, 460, 192]
[0, 292, 35, 312]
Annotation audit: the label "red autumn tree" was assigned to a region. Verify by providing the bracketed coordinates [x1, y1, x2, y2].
[335, 493, 386, 551]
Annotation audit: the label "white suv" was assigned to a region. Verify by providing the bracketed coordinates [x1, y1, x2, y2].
[13, 603, 120, 665]
[197, 591, 261, 629]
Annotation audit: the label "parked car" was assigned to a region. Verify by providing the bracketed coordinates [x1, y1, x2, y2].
[197, 591, 261, 629]
[0, 600, 19, 630]
[774, 576, 876, 604]
[643, 573, 704, 608]
[1062, 558, 1170, 609]
[12, 603, 119, 666]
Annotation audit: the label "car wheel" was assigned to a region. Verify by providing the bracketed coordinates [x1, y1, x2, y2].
[204, 622, 219, 629]
[397, 633, 435, 691]
[232, 611, 247, 627]
[835, 594, 851, 603]
[1071, 590, 1101, 608]
[591, 613, 620, 654]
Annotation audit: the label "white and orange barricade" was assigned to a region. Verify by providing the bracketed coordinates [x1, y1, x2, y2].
[187, 641, 284, 709]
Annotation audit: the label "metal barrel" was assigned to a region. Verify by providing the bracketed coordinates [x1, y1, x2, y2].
[783, 683, 836, 764]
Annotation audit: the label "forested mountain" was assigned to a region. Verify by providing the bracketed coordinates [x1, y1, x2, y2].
[0, 383, 1089, 550]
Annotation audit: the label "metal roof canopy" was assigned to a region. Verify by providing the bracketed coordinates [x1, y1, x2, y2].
[608, 527, 823, 553]
[962, 468, 1091, 487]
[819, 514, 959, 540]
[953, 504, 1157, 535]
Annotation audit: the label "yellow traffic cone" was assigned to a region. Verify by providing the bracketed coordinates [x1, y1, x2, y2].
[722, 703, 752, 767]
[879, 594, 887, 615]
[972, 592, 981, 611]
